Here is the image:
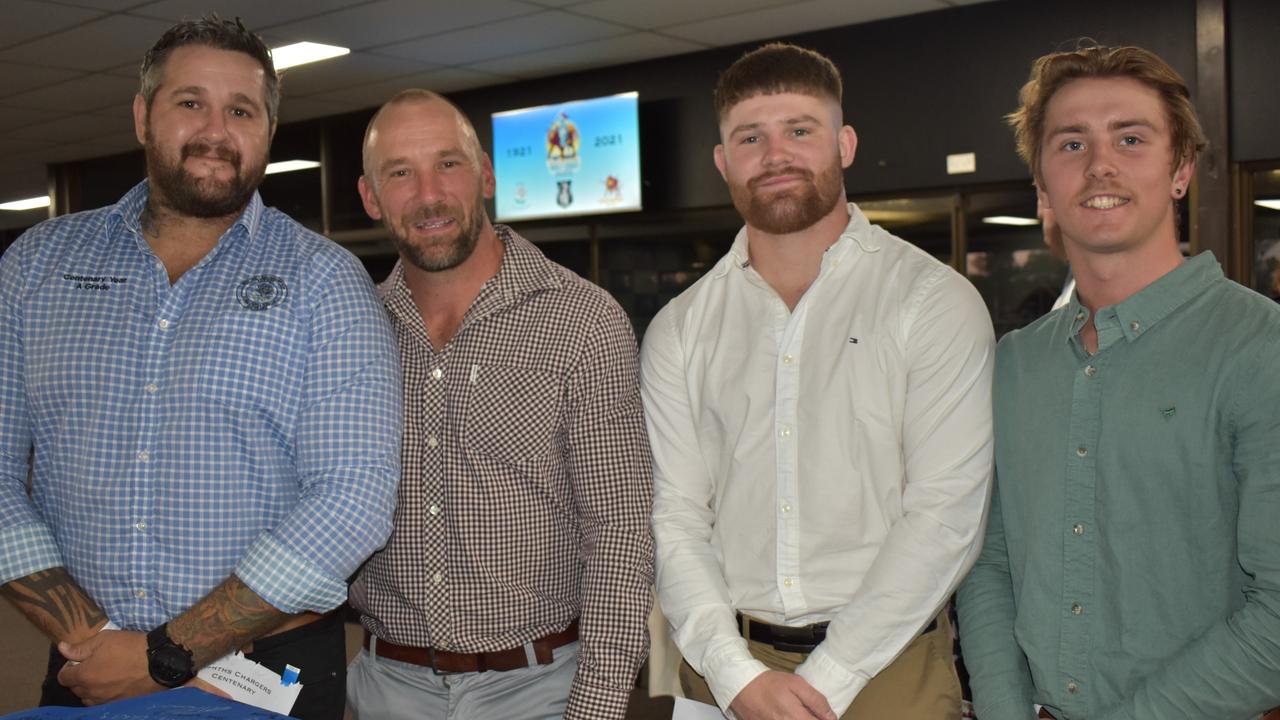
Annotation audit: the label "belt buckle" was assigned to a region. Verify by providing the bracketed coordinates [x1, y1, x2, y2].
[426, 646, 460, 676]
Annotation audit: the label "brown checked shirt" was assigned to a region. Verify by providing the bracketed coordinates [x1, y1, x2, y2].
[350, 226, 654, 719]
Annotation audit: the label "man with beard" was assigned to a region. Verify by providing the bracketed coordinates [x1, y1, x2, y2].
[345, 90, 653, 720]
[641, 43, 994, 720]
[0, 16, 401, 719]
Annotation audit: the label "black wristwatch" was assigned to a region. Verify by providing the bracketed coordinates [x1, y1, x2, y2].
[146, 623, 195, 688]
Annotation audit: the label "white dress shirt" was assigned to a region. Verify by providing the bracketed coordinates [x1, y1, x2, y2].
[641, 203, 995, 715]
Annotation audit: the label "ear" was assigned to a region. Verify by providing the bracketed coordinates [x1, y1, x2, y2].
[1171, 157, 1195, 199]
[838, 125, 857, 168]
[480, 151, 496, 200]
[132, 94, 148, 146]
[713, 144, 728, 183]
[1033, 175, 1050, 211]
[269, 117, 278, 143]
[357, 176, 383, 221]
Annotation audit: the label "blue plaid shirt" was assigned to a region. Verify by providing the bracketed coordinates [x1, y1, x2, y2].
[0, 181, 402, 629]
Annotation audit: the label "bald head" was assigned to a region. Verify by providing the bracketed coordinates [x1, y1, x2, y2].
[362, 89, 485, 184]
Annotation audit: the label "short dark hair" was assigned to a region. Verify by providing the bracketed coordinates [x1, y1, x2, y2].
[1009, 43, 1206, 179]
[140, 14, 279, 124]
[713, 42, 842, 121]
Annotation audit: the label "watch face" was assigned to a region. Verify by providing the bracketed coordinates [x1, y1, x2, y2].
[148, 636, 194, 688]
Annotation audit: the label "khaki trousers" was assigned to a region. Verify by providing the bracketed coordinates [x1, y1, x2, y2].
[680, 611, 961, 720]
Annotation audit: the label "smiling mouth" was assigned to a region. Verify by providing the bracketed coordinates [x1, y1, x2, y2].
[413, 217, 455, 231]
[1081, 195, 1129, 210]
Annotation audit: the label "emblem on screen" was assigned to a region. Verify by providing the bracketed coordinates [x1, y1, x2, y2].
[237, 275, 288, 311]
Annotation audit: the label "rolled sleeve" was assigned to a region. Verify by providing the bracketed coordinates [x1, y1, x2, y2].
[243, 251, 401, 613]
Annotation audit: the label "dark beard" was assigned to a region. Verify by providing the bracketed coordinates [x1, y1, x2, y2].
[732, 161, 845, 235]
[390, 201, 486, 273]
[146, 135, 264, 219]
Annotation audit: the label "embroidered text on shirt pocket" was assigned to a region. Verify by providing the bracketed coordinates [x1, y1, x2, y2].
[464, 365, 564, 465]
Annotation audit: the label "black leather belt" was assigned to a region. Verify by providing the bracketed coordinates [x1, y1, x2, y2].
[737, 613, 938, 654]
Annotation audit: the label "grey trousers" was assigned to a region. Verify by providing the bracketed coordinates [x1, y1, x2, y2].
[346, 641, 579, 720]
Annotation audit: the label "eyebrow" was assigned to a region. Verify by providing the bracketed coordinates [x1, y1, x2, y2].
[376, 147, 469, 175]
[727, 113, 823, 139]
[167, 85, 264, 112]
[1046, 117, 1158, 139]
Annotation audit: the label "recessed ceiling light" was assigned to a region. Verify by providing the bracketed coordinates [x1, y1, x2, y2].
[1256, 199, 1280, 211]
[0, 195, 50, 211]
[982, 215, 1040, 226]
[265, 160, 321, 175]
[271, 42, 349, 71]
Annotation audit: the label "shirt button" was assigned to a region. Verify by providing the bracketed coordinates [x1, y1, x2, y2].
[1084, 365, 1096, 377]
[134, 520, 147, 532]
[782, 354, 794, 364]
[427, 435, 439, 449]
[1067, 681, 1079, 694]
[1073, 523, 1085, 536]
[780, 502, 792, 514]
[136, 450, 151, 462]
[782, 577, 793, 588]
[145, 383, 159, 394]
[431, 368, 443, 380]
[135, 589, 147, 599]
[1075, 311, 1085, 321]
[157, 318, 170, 330]
[432, 573, 443, 584]
[1129, 320, 1141, 332]
[1076, 446, 1088, 457]
[428, 504, 440, 516]
[1071, 602, 1083, 615]
[779, 426, 792, 438]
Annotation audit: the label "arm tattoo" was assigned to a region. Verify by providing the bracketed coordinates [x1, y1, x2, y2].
[167, 575, 288, 667]
[0, 567, 106, 643]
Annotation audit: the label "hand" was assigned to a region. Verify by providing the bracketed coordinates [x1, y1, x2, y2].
[728, 671, 837, 720]
[57, 629, 163, 705]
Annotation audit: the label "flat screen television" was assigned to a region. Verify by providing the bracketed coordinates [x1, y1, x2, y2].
[492, 91, 641, 222]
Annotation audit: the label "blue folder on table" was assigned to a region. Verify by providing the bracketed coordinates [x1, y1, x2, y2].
[2, 688, 291, 719]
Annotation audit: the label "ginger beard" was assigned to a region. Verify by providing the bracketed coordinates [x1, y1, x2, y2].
[729, 154, 845, 236]
[144, 127, 266, 219]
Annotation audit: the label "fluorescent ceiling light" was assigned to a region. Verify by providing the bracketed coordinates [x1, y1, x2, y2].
[983, 215, 1040, 226]
[270, 42, 349, 71]
[265, 159, 321, 175]
[0, 195, 50, 211]
[1256, 199, 1280, 211]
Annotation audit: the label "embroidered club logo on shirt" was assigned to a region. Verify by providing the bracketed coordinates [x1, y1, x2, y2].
[237, 275, 288, 310]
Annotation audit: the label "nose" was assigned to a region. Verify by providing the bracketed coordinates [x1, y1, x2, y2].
[1085, 145, 1118, 180]
[761, 133, 794, 168]
[197, 107, 229, 142]
[414, 170, 446, 205]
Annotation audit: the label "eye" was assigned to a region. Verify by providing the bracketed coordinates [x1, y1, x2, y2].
[1120, 135, 1142, 146]
[739, 135, 758, 145]
[1062, 140, 1084, 152]
[230, 107, 251, 119]
[792, 127, 811, 137]
[441, 160, 459, 169]
[179, 100, 199, 109]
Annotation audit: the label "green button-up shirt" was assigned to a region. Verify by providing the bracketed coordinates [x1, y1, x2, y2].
[958, 253, 1280, 720]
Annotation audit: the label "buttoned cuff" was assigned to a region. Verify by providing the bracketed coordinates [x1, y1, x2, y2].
[0, 521, 63, 585]
[235, 533, 347, 614]
[795, 644, 868, 717]
[703, 648, 770, 714]
[564, 680, 630, 720]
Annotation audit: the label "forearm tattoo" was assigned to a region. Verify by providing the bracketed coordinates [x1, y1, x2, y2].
[1, 567, 106, 642]
[168, 575, 287, 667]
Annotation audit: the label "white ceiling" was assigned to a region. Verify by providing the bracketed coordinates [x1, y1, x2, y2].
[0, 0, 992, 225]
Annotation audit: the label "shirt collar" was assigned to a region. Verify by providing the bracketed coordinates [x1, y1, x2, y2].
[1061, 251, 1223, 344]
[719, 202, 881, 278]
[105, 179, 264, 253]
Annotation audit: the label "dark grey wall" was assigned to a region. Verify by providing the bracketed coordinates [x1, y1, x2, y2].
[1230, 0, 1280, 163]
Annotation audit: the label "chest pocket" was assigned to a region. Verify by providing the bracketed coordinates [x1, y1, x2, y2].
[197, 306, 300, 416]
[464, 365, 564, 465]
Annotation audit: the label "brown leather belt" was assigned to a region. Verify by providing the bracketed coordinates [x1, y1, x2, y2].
[364, 620, 579, 674]
[1039, 707, 1280, 719]
[736, 613, 938, 654]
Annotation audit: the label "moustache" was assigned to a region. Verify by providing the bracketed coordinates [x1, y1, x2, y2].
[408, 203, 457, 224]
[182, 142, 240, 166]
[748, 167, 814, 190]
